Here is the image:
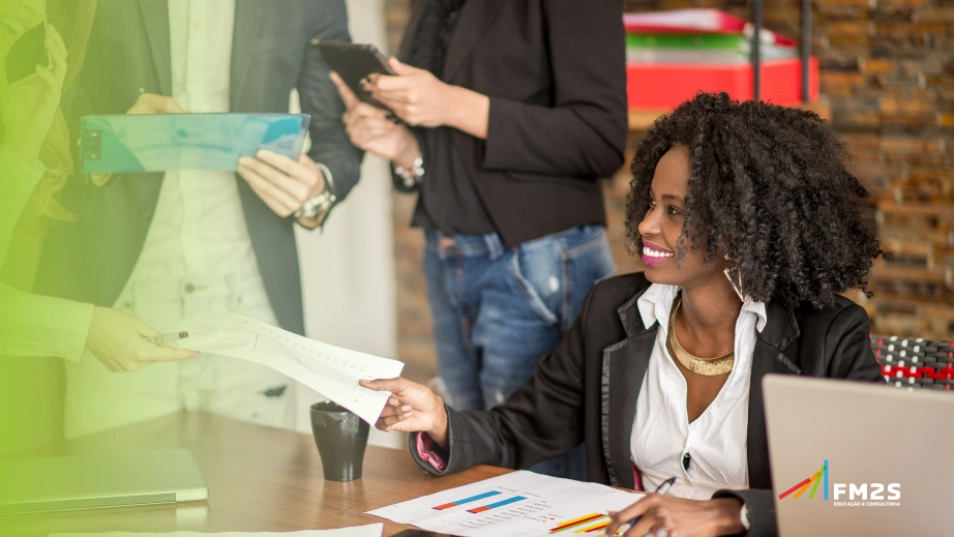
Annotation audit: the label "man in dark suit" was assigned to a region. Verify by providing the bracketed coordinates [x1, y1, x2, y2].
[34, 0, 362, 437]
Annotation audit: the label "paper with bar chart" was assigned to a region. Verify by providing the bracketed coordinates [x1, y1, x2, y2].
[174, 311, 404, 424]
[367, 470, 644, 537]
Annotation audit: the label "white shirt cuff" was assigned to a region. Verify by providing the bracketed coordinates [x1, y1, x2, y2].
[0, 284, 95, 363]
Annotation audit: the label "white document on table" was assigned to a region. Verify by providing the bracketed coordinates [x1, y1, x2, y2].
[174, 311, 404, 424]
[367, 470, 645, 537]
[49, 525, 384, 537]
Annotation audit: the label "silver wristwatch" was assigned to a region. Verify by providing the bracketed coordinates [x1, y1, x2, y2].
[740, 502, 751, 531]
[295, 190, 336, 220]
[295, 163, 336, 221]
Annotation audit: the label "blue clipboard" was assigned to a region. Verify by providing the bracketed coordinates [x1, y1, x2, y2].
[79, 113, 311, 174]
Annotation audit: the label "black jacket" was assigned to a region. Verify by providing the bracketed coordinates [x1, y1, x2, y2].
[395, 0, 629, 247]
[410, 273, 885, 537]
[33, 0, 362, 335]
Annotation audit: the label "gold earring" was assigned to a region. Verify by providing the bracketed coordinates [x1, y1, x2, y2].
[723, 254, 745, 302]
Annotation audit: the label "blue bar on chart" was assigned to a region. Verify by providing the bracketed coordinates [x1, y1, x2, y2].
[432, 490, 502, 510]
[467, 495, 528, 513]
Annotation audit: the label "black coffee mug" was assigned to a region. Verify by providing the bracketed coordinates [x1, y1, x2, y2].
[309, 401, 370, 481]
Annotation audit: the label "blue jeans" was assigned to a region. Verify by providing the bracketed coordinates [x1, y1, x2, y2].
[423, 225, 615, 479]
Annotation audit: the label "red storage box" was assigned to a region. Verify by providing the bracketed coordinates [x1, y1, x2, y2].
[626, 57, 819, 109]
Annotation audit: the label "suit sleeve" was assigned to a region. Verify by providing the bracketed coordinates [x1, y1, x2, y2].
[298, 0, 364, 207]
[410, 284, 596, 475]
[712, 489, 775, 537]
[826, 303, 885, 384]
[481, 0, 627, 178]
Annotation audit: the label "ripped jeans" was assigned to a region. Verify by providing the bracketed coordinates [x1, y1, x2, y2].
[423, 225, 615, 479]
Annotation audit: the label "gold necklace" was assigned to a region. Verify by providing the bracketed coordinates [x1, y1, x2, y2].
[668, 294, 734, 376]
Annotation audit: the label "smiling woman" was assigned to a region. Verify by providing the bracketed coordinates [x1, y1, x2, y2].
[627, 93, 884, 311]
[358, 92, 888, 537]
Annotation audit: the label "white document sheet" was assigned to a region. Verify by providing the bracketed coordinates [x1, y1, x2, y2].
[49, 525, 383, 537]
[174, 312, 404, 424]
[367, 471, 645, 537]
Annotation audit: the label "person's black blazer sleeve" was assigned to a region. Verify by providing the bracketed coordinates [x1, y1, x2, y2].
[712, 302, 885, 537]
[299, 0, 364, 208]
[410, 284, 596, 474]
[482, 0, 628, 178]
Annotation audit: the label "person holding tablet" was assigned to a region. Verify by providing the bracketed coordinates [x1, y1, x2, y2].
[360, 93, 887, 537]
[333, 0, 627, 479]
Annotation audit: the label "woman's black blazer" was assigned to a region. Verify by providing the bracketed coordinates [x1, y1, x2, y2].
[395, 0, 629, 247]
[410, 273, 885, 537]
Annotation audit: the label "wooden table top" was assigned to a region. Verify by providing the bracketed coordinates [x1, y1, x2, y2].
[0, 412, 510, 536]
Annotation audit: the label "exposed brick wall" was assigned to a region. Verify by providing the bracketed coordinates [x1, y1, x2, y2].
[622, 1, 954, 339]
[386, 0, 954, 377]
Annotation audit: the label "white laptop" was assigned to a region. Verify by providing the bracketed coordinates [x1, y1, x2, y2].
[763, 375, 952, 537]
[0, 448, 208, 513]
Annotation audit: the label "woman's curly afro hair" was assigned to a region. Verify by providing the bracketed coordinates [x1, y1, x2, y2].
[626, 92, 885, 310]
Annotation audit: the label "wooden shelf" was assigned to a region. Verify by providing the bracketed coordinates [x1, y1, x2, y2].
[628, 97, 832, 131]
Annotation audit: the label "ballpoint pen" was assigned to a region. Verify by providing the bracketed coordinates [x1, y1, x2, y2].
[147, 331, 189, 345]
[616, 476, 678, 535]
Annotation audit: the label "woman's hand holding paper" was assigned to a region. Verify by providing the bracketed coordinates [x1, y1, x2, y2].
[359, 377, 450, 450]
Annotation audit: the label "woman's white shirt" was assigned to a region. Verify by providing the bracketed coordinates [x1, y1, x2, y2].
[630, 283, 767, 499]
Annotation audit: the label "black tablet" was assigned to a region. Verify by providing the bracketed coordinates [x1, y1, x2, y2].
[313, 39, 394, 111]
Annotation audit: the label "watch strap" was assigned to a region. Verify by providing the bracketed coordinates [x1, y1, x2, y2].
[294, 162, 336, 221]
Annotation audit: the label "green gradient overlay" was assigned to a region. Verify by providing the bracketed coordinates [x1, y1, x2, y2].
[0, 2, 204, 533]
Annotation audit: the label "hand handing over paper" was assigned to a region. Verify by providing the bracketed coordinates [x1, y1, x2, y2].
[174, 312, 404, 424]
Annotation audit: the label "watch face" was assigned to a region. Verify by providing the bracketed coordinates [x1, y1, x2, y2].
[299, 191, 333, 219]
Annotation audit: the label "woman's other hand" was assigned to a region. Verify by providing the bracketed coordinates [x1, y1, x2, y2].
[359, 377, 449, 449]
[603, 494, 745, 537]
[85, 306, 198, 373]
[330, 71, 420, 169]
[0, 24, 68, 164]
